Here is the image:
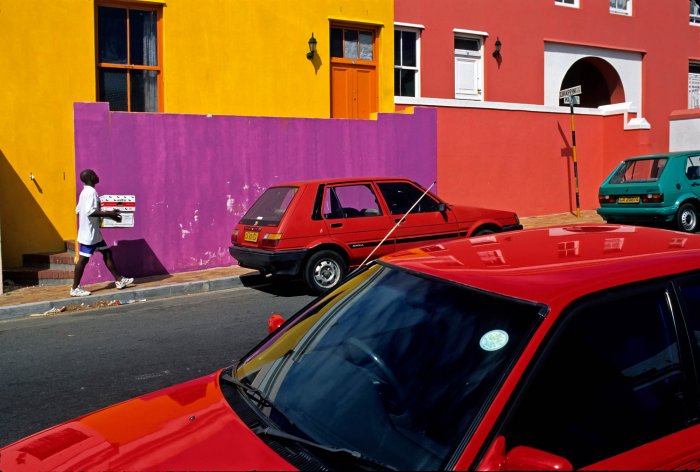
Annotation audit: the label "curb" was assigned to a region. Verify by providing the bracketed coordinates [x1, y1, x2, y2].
[0, 276, 245, 321]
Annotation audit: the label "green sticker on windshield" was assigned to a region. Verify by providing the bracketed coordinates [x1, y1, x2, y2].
[479, 329, 509, 351]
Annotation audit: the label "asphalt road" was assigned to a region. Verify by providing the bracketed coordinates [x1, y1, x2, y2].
[0, 280, 314, 447]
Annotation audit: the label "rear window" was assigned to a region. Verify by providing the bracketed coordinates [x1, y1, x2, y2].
[240, 186, 297, 226]
[610, 158, 667, 184]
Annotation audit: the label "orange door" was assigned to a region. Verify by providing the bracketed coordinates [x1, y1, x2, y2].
[330, 25, 378, 119]
[331, 65, 376, 119]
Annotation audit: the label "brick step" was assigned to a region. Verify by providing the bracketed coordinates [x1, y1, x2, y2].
[3, 267, 74, 286]
[23, 251, 76, 270]
[2, 241, 77, 287]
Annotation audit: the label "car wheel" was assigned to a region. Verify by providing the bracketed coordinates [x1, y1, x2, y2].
[303, 250, 347, 295]
[472, 228, 496, 236]
[676, 203, 698, 232]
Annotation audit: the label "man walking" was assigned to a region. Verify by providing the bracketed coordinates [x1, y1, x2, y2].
[71, 169, 133, 297]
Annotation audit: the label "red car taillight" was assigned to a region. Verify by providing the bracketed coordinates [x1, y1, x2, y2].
[641, 193, 663, 203]
[598, 194, 615, 204]
[231, 229, 239, 244]
[262, 233, 283, 248]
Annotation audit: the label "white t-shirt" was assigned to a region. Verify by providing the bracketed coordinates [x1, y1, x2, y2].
[76, 185, 104, 245]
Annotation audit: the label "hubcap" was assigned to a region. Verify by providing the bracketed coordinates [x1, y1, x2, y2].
[313, 259, 340, 288]
[682, 209, 697, 231]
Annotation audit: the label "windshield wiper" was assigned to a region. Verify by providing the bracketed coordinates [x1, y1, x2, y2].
[222, 372, 395, 470]
[220, 372, 274, 408]
[220, 371, 302, 431]
[253, 425, 397, 471]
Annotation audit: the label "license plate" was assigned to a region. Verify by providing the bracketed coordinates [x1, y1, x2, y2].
[617, 196, 640, 204]
[244, 231, 259, 243]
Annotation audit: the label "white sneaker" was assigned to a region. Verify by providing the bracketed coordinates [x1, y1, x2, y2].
[70, 286, 91, 297]
[115, 277, 134, 290]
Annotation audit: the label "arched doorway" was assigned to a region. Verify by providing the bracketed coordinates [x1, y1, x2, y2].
[559, 57, 625, 107]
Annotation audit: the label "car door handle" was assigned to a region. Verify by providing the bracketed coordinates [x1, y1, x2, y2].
[693, 183, 700, 187]
[330, 223, 343, 228]
[394, 218, 402, 223]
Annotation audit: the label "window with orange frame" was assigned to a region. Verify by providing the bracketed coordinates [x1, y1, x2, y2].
[96, 2, 163, 112]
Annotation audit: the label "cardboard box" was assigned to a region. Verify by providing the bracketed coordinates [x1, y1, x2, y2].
[100, 195, 135, 228]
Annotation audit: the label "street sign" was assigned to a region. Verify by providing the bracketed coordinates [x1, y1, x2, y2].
[559, 85, 582, 99]
[560, 85, 583, 219]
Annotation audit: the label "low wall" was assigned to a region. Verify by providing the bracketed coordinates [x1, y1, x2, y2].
[395, 98, 660, 217]
[437, 107, 657, 216]
[73, 103, 437, 282]
[670, 110, 700, 152]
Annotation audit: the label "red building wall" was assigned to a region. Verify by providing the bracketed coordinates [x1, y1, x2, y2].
[396, 0, 700, 216]
[435, 107, 653, 216]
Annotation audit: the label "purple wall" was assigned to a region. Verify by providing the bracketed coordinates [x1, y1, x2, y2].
[73, 103, 437, 282]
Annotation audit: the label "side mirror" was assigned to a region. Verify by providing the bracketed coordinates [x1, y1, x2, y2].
[268, 314, 285, 333]
[505, 446, 573, 471]
[477, 436, 573, 471]
[438, 203, 447, 212]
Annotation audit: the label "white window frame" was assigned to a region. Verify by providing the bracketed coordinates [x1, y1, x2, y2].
[453, 29, 487, 101]
[610, 0, 632, 15]
[690, 62, 700, 108]
[394, 23, 422, 98]
[555, 0, 580, 8]
[692, 0, 700, 25]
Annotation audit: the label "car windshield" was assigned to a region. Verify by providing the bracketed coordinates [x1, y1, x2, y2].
[239, 186, 297, 226]
[610, 158, 667, 184]
[234, 263, 544, 470]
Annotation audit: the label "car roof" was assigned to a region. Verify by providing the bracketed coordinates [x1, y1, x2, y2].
[381, 224, 700, 310]
[624, 150, 700, 160]
[269, 176, 415, 187]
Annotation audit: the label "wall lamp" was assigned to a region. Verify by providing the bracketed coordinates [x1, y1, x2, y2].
[307, 33, 317, 59]
[493, 37, 502, 58]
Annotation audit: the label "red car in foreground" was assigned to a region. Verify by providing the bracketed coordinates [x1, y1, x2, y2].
[4, 224, 700, 470]
[229, 177, 522, 294]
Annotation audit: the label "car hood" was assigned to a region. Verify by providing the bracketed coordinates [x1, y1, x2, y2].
[0, 371, 295, 471]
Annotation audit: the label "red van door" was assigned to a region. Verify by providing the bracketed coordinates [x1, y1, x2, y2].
[322, 183, 395, 266]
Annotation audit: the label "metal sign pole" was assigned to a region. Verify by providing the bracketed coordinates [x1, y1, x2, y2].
[561, 85, 582, 219]
[570, 100, 581, 218]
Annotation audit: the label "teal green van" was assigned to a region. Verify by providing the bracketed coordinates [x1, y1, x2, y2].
[597, 150, 700, 232]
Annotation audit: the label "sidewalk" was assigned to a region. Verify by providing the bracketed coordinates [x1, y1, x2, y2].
[0, 210, 604, 320]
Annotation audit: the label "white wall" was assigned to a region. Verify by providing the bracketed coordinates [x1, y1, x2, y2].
[544, 42, 643, 115]
[670, 118, 700, 151]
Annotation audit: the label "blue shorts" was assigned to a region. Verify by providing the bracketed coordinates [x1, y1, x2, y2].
[79, 241, 109, 258]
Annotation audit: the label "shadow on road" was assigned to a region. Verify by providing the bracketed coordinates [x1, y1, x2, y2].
[240, 273, 314, 297]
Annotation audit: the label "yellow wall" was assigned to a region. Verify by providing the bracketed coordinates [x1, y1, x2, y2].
[0, 0, 96, 266]
[164, 1, 394, 117]
[0, 0, 393, 267]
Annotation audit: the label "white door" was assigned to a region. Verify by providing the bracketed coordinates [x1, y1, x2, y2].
[454, 36, 482, 100]
[455, 55, 481, 99]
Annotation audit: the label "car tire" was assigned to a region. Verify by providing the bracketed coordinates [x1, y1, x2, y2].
[676, 203, 698, 232]
[472, 228, 496, 236]
[303, 250, 347, 295]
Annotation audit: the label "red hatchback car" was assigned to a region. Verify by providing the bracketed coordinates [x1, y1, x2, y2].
[229, 176, 522, 293]
[4, 224, 700, 470]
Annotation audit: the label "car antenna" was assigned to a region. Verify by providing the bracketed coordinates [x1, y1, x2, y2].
[356, 181, 437, 270]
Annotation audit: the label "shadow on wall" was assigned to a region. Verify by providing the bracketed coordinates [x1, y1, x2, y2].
[557, 122, 576, 214]
[109, 238, 169, 279]
[0, 149, 64, 268]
